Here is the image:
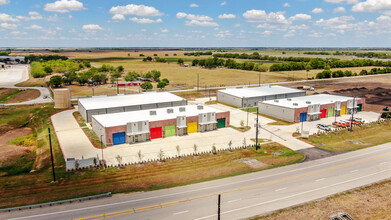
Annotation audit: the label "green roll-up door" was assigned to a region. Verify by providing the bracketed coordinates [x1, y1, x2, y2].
[327, 108, 334, 117]
[358, 104, 362, 112]
[165, 125, 176, 137]
[217, 118, 226, 128]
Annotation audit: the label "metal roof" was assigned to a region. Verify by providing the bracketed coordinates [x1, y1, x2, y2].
[92, 105, 225, 127]
[218, 85, 304, 98]
[78, 92, 185, 110]
[261, 94, 359, 109]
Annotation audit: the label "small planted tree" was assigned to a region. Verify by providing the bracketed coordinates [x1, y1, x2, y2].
[75, 160, 80, 170]
[228, 140, 232, 151]
[240, 120, 245, 127]
[243, 138, 247, 147]
[157, 81, 167, 89]
[137, 150, 143, 162]
[158, 148, 165, 161]
[212, 145, 217, 155]
[193, 144, 198, 154]
[176, 145, 181, 157]
[116, 155, 123, 166]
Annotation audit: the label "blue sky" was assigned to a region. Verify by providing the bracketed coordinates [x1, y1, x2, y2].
[1, 0, 391, 47]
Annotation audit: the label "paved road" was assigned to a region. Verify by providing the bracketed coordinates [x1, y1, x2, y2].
[0, 65, 52, 105]
[2, 143, 391, 220]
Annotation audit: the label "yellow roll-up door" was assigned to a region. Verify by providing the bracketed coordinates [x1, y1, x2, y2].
[341, 106, 347, 115]
[187, 122, 198, 134]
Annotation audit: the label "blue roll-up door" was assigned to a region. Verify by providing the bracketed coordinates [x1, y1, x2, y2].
[300, 112, 307, 122]
[113, 132, 126, 145]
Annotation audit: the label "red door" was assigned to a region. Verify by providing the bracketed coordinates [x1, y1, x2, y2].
[150, 127, 162, 139]
[320, 109, 327, 118]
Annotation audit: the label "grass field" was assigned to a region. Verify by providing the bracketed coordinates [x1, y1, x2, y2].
[303, 120, 391, 151]
[73, 111, 106, 149]
[252, 179, 391, 220]
[0, 143, 304, 208]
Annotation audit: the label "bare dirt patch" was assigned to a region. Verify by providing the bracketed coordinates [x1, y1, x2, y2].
[6, 89, 40, 103]
[0, 127, 32, 163]
[236, 158, 268, 169]
[0, 88, 16, 99]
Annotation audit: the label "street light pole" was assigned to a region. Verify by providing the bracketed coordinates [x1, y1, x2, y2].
[350, 97, 355, 132]
[255, 107, 260, 150]
[100, 135, 104, 166]
[116, 77, 119, 94]
[258, 72, 261, 86]
[48, 128, 56, 182]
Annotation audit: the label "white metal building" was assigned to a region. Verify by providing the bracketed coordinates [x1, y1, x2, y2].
[92, 105, 230, 146]
[258, 94, 365, 123]
[217, 85, 306, 108]
[78, 92, 187, 122]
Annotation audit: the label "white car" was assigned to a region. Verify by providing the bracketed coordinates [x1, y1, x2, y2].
[317, 124, 331, 131]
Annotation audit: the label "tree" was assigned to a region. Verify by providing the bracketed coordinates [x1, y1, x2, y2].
[158, 149, 165, 161]
[157, 81, 167, 89]
[161, 78, 169, 84]
[137, 150, 143, 161]
[193, 144, 198, 154]
[228, 140, 232, 150]
[116, 65, 124, 73]
[148, 70, 161, 82]
[110, 72, 121, 83]
[153, 53, 158, 56]
[48, 75, 62, 87]
[177, 58, 184, 65]
[141, 81, 153, 90]
[44, 66, 53, 74]
[125, 71, 139, 82]
[176, 145, 181, 157]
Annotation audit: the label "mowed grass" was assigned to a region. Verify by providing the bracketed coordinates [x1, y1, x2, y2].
[251, 179, 391, 220]
[304, 120, 391, 151]
[0, 143, 304, 208]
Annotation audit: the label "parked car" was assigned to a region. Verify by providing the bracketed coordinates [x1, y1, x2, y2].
[342, 120, 351, 127]
[383, 106, 389, 111]
[337, 121, 347, 128]
[317, 124, 331, 131]
[350, 117, 365, 125]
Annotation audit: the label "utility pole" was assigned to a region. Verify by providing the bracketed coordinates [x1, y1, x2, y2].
[255, 107, 260, 150]
[350, 97, 355, 132]
[100, 135, 104, 166]
[48, 128, 56, 182]
[246, 108, 249, 127]
[116, 77, 119, 94]
[258, 72, 261, 86]
[218, 194, 221, 220]
[197, 73, 199, 92]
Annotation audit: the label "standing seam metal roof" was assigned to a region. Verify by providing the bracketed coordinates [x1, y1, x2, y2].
[218, 85, 304, 98]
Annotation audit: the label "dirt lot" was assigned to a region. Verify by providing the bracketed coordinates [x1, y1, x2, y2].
[0, 127, 32, 164]
[6, 89, 40, 103]
[284, 74, 391, 112]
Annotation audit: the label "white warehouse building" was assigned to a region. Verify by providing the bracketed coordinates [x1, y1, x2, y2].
[217, 85, 306, 108]
[78, 92, 187, 122]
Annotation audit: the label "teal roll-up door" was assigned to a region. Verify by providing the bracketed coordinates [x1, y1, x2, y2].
[113, 132, 126, 145]
[217, 118, 226, 128]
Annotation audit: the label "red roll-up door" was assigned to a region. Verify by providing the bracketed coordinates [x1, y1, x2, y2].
[320, 109, 327, 118]
[150, 127, 162, 139]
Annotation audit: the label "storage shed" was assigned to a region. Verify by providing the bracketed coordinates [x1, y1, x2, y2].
[92, 105, 230, 146]
[53, 88, 71, 109]
[78, 92, 187, 122]
[217, 85, 306, 108]
[258, 94, 365, 123]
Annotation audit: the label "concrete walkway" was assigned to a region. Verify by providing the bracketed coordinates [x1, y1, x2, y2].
[51, 108, 101, 160]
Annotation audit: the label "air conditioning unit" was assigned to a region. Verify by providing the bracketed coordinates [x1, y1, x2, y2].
[287, 98, 292, 101]
[306, 101, 311, 104]
[179, 107, 186, 112]
[150, 110, 157, 115]
[274, 100, 279, 103]
[167, 109, 174, 113]
[293, 103, 298, 106]
[197, 105, 204, 110]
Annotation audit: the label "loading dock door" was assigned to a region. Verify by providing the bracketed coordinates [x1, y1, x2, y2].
[300, 112, 307, 122]
[112, 132, 126, 145]
[358, 104, 362, 112]
[150, 127, 162, 139]
[217, 118, 226, 128]
[327, 108, 334, 117]
[320, 109, 327, 118]
[341, 106, 347, 115]
[187, 122, 198, 134]
[165, 125, 176, 137]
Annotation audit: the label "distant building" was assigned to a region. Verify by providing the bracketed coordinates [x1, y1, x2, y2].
[0, 56, 25, 64]
[0, 62, 5, 68]
[217, 85, 306, 108]
[258, 94, 365, 122]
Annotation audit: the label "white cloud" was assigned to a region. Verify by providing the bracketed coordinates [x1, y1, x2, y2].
[0, 23, 17, 29]
[82, 24, 103, 31]
[68, 14, 72, 19]
[316, 16, 355, 33]
[109, 4, 163, 21]
[25, 24, 43, 30]
[284, 30, 296, 37]
[44, 0, 86, 13]
[218, 14, 236, 19]
[243, 10, 291, 26]
[190, 3, 199, 8]
[130, 17, 162, 24]
[262, 30, 272, 36]
[141, 29, 147, 32]
[112, 14, 125, 20]
[333, 6, 346, 13]
[289, 24, 310, 30]
[220, 1, 227, 6]
[283, 3, 290, 7]
[176, 12, 213, 21]
[234, 23, 241, 27]
[11, 31, 27, 35]
[55, 27, 63, 30]
[324, 0, 358, 4]
[0, 13, 18, 22]
[161, 28, 168, 33]
[289, 14, 312, 21]
[47, 14, 59, 22]
[0, 0, 10, 5]
[28, 11, 43, 20]
[352, 0, 391, 13]
[312, 8, 324, 14]
[185, 20, 218, 27]
[216, 30, 232, 38]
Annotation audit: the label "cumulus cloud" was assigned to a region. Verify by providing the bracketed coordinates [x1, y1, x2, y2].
[289, 14, 312, 21]
[24, 24, 43, 30]
[333, 6, 346, 13]
[189, 3, 199, 8]
[262, 30, 272, 36]
[129, 17, 162, 24]
[218, 14, 236, 19]
[215, 30, 232, 38]
[109, 4, 163, 20]
[220, 1, 227, 6]
[324, 0, 358, 4]
[44, 0, 86, 13]
[284, 30, 296, 37]
[0, 13, 18, 22]
[352, 0, 391, 13]
[161, 28, 168, 33]
[176, 12, 213, 21]
[185, 20, 218, 26]
[28, 11, 43, 20]
[243, 10, 291, 27]
[0, 0, 10, 5]
[316, 16, 355, 33]
[312, 8, 324, 14]
[0, 22, 17, 29]
[82, 24, 103, 31]
[283, 3, 290, 7]
[289, 24, 310, 30]
[11, 31, 27, 35]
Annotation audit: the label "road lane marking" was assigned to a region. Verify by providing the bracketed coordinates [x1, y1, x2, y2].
[70, 152, 391, 220]
[275, 188, 287, 192]
[227, 199, 241, 203]
[10, 146, 391, 220]
[195, 168, 391, 220]
[315, 178, 325, 182]
[173, 210, 189, 215]
[350, 169, 359, 173]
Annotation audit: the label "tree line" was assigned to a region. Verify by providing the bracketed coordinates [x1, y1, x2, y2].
[316, 67, 391, 79]
[304, 51, 391, 59]
[191, 57, 268, 72]
[31, 59, 91, 78]
[184, 51, 212, 56]
[212, 52, 313, 62]
[26, 54, 69, 62]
